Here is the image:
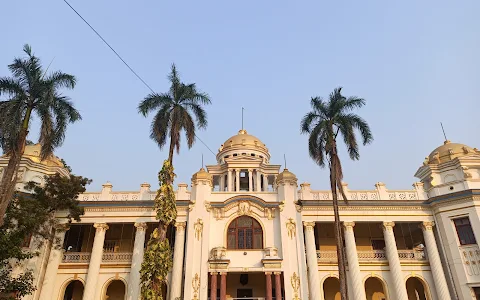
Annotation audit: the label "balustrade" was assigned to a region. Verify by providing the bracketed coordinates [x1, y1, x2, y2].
[316, 249, 426, 263]
[62, 252, 133, 263]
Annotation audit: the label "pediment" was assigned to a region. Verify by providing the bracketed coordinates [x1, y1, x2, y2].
[205, 195, 283, 220]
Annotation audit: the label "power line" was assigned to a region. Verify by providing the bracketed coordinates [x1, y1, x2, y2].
[62, 0, 217, 157]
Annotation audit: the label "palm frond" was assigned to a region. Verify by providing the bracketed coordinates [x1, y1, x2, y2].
[138, 93, 172, 117]
[150, 106, 171, 148]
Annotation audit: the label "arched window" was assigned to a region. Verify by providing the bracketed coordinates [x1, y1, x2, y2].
[227, 216, 263, 249]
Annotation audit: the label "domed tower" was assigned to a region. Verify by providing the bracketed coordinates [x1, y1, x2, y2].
[206, 129, 281, 192]
[414, 140, 480, 198]
[0, 143, 69, 192]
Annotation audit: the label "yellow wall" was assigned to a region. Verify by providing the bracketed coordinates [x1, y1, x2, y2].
[364, 278, 386, 300]
[323, 277, 341, 300]
[105, 280, 126, 300]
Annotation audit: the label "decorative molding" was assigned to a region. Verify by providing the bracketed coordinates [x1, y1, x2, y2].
[93, 223, 109, 232]
[291, 272, 301, 300]
[420, 221, 434, 231]
[192, 273, 200, 300]
[343, 222, 355, 231]
[286, 219, 296, 239]
[381, 222, 395, 231]
[194, 219, 203, 240]
[303, 221, 315, 231]
[238, 200, 251, 216]
[134, 222, 148, 231]
[299, 204, 426, 211]
[174, 221, 187, 232]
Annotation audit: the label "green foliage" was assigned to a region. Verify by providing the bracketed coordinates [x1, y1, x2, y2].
[137, 64, 211, 159]
[0, 44, 81, 159]
[140, 160, 176, 300]
[0, 172, 90, 298]
[154, 161, 177, 224]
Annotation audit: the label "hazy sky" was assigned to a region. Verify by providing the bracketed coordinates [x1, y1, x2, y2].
[1, 1, 479, 192]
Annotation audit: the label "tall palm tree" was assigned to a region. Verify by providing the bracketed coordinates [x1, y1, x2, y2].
[138, 64, 210, 166]
[0, 45, 80, 226]
[300, 87, 373, 300]
[137, 63, 210, 299]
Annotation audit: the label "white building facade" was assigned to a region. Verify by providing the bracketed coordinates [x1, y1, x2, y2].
[4, 130, 480, 300]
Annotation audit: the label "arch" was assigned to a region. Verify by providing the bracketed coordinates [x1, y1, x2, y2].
[364, 276, 387, 300]
[225, 215, 264, 249]
[60, 279, 84, 300]
[101, 277, 128, 300]
[405, 276, 432, 300]
[323, 277, 340, 300]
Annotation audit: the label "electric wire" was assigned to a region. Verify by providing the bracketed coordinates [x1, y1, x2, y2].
[62, 0, 217, 157]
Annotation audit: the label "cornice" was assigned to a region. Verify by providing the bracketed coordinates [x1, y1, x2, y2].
[426, 189, 480, 205]
[300, 205, 429, 211]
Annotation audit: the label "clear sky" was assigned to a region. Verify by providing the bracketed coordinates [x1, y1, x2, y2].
[1, 1, 479, 192]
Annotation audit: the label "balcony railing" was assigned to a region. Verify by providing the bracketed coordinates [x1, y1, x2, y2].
[62, 252, 133, 264]
[317, 249, 426, 263]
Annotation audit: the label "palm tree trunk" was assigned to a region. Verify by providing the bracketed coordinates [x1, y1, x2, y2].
[330, 154, 348, 300]
[0, 107, 31, 226]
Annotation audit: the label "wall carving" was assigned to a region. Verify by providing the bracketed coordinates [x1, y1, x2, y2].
[192, 273, 200, 300]
[194, 219, 203, 241]
[291, 272, 300, 300]
[286, 218, 296, 239]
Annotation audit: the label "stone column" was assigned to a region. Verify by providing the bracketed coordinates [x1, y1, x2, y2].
[265, 272, 273, 300]
[227, 169, 232, 192]
[343, 222, 366, 300]
[220, 174, 225, 191]
[220, 272, 227, 300]
[248, 169, 253, 192]
[256, 170, 262, 192]
[421, 221, 450, 300]
[170, 222, 186, 300]
[235, 169, 240, 192]
[263, 174, 268, 191]
[303, 222, 321, 300]
[274, 272, 282, 300]
[210, 272, 218, 300]
[83, 223, 109, 300]
[382, 222, 408, 300]
[38, 225, 69, 300]
[126, 223, 147, 300]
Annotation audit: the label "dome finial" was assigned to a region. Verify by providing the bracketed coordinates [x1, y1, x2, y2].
[440, 122, 448, 143]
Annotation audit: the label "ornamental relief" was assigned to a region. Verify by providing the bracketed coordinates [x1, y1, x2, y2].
[205, 199, 276, 220]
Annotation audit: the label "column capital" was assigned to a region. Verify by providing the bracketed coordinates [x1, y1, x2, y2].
[420, 221, 435, 231]
[134, 222, 148, 231]
[265, 271, 273, 275]
[93, 223, 109, 231]
[381, 221, 395, 231]
[219, 272, 227, 276]
[273, 272, 282, 275]
[343, 221, 355, 231]
[303, 221, 316, 231]
[175, 221, 187, 232]
[210, 272, 219, 275]
[248, 168, 253, 172]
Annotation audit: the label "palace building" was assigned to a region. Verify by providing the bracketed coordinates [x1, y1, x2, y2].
[3, 129, 480, 300]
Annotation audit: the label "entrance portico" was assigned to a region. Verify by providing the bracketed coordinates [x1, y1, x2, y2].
[209, 272, 284, 300]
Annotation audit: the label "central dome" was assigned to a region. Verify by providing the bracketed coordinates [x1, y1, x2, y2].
[216, 129, 270, 163]
[220, 129, 268, 153]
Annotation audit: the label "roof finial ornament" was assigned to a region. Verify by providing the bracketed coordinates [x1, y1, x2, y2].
[284, 153, 287, 170]
[201, 153, 204, 169]
[440, 122, 449, 144]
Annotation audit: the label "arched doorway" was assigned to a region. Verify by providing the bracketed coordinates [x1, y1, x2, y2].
[63, 280, 84, 300]
[105, 280, 126, 300]
[323, 277, 340, 300]
[364, 277, 386, 300]
[406, 277, 428, 300]
[227, 216, 263, 249]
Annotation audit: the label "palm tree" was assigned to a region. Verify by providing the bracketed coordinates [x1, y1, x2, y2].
[137, 63, 210, 299]
[300, 87, 373, 300]
[138, 64, 211, 166]
[0, 45, 80, 226]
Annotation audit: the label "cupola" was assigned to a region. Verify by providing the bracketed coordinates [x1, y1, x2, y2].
[216, 129, 270, 164]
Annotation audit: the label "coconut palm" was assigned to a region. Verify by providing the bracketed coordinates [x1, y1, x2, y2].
[137, 63, 210, 299]
[300, 87, 373, 300]
[0, 44, 80, 226]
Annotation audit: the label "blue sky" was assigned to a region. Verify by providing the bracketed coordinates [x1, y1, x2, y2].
[1, 1, 479, 191]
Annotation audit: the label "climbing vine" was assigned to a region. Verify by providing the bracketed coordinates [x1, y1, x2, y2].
[140, 160, 177, 300]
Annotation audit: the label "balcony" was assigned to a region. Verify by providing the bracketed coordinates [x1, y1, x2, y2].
[62, 252, 133, 264]
[317, 249, 427, 264]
